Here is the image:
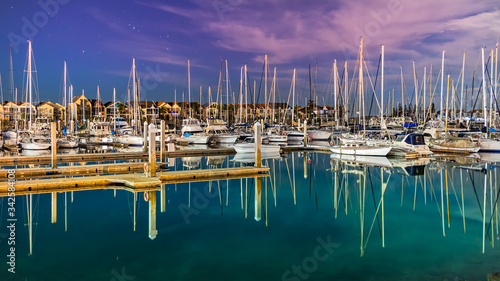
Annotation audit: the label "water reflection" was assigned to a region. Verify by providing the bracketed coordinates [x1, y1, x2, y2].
[2, 153, 500, 280]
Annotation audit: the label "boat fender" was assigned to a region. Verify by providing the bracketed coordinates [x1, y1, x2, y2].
[144, 191, 149, 202]
[144, 162, 149, 173]
[307, 134, 311, 140]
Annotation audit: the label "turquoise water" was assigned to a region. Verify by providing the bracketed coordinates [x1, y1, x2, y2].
[2, 153, 500, 281]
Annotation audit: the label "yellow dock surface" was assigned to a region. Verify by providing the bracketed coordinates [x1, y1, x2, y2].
[0, 166, 269, 196]
[0, 148, 235, 165]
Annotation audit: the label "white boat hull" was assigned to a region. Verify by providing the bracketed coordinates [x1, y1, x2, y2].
[267, 135, 288, 142]
[212, 134, 238, 144]
[234, 143, 281, 154]
[21, 142, 51, 150]
[117, 135, 143, 146]
[478, 139, 500, 152]
[186, 134, 210, 144]
[308, 131, 330, 140]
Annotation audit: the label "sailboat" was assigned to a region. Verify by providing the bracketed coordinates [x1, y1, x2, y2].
[20, 41, 51, 150]
[205, 60, 238, 144]
[284, 69, 304, 142]
[177, 60, 209, 145]
[57, 61, 79, 148]
[330, 39, 391, 157]
[1, 45, 19, 149]
[233, 137, 281, 154]
[117, 58, 144, 146]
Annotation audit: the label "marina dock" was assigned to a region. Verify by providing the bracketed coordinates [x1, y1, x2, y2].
[0, 166, 269, 196]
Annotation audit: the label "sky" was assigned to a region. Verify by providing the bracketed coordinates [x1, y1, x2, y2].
[0, 0, 499, 112]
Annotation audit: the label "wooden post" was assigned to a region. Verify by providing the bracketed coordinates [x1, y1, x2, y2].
[51, 122, 57, 169]
[143, 121, 148, 152]
[148, 191, 158, 240]
[254, 122, 261, 168]
[160, 120, 165, 162]
[149, 129, 156, 177]
[51, 192, 57, 223]
[303, 120, 308, 147]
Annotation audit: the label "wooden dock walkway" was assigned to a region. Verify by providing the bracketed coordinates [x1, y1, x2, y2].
[0, 166, 269, 196]
[0, 148, 235, 165]
[0, 162, 169, 179]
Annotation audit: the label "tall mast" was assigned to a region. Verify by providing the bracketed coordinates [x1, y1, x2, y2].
[264, 54, 268, 124]
[188, 60, 191, 118]
[481, 47, 487, 130]
[14, 88, 18, 132]
[207, 87, 210, 119]
[244, 65, 248, 124]
[82, 89, 85, 122]
[239, 66, 243, 123]
[440, 50, 445, 120]
[64, 61, 67, 125]
[423, 66, 427, 124]
[344, 61, 348, 124]
[489, 49, 494, 128]
[495, 44, 499, 118]
[334, 60, 338, 127]
[381, 45, 385, 128]
[199, 85, 202, 119]
[460, 52, 465, 121]
[253, 80, 256, 121]
[113, 88, 116, 132]
[272, 66, 276, 123]
[97, 85, 101, 116]
[314, 61, 318, 121]
[225, 60, 229, 123]
[9, 45, 14, 102]
[400, 66, 404, 124]
[359, 37, 365, 134]
[292, 68, 296, 125]
[132, 57, 137, 133]
[27, 40, 33, 128]
[413, 61, 418, 122]
[430, 64, 433, 118]
[445, 75, 450, 132]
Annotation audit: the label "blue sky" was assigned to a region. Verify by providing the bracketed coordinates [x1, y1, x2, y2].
[0, 0, 499, 112]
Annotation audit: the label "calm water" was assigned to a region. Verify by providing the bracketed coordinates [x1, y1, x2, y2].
[2, 152, 500, 281]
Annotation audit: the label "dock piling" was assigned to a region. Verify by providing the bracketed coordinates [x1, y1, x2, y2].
[149, 128, 156, 177]
[51, 122, 57, 169]
[160, 120, 165, 162]
[143, 121, 148, 152]
[254, 122, 261, 168]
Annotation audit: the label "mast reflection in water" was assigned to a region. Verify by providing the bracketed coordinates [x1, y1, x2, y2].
[2, 153, 500, 281]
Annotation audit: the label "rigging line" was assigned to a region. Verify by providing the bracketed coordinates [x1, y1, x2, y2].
[484, 58, 500, 114]
[485, 179, 500, 239]
[365, 54, 382, 116]
[368, 166, 382, 237]
[255, 60, 266, 108]
[470, 55, 491, 116]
